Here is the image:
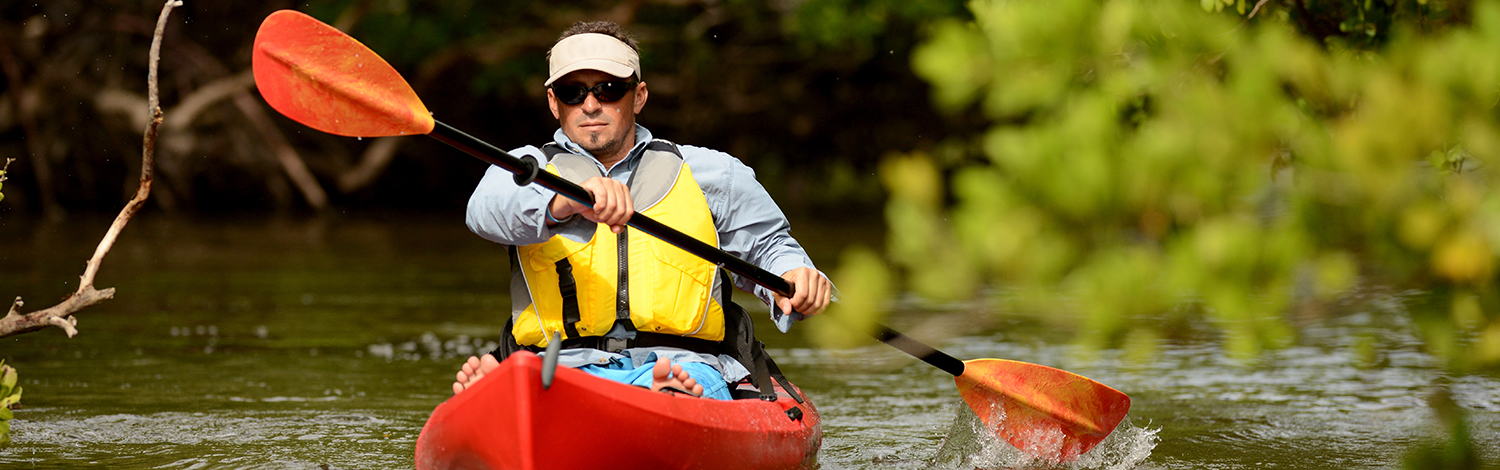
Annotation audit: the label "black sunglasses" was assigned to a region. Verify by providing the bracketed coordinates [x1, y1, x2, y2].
[550, 81, 638, 106]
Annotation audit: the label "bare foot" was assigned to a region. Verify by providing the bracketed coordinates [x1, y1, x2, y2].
[452, 354, 501, 395]
[651, 357, 704, 397]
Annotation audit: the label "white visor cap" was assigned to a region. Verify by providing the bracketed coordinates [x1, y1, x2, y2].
[545, 33, 642, 86]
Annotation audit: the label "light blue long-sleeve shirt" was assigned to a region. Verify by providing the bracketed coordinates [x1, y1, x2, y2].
[465, 124, 819, 333]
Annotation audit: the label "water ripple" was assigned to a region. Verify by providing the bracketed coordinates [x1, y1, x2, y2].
[5, 410, 420, 469]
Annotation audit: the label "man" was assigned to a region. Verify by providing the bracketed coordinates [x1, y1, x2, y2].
[452, 21, 832, 399]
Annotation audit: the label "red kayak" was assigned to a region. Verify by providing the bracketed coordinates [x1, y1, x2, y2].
[414, 351, 821, 470]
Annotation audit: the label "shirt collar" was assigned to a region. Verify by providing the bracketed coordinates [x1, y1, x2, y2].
[552, 124, 654, 172]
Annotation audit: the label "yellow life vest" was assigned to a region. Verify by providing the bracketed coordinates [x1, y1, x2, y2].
[508, 140, 725, 348]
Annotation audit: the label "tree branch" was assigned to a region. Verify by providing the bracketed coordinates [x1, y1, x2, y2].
[0, 31, 60, 217]
[0, 0, 181, 339]
[1248, 0, 1273, 19]
[164, 71, 255, 131]
[337, 137, 403, 193]
[232, 91, 329, 209]
[94, 71, 255, 132]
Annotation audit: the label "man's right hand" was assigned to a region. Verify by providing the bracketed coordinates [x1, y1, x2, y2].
[775, 267, 832, 317]
[549, 176, 633, 233]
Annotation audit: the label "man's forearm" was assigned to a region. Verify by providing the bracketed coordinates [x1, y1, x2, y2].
[466, 164, 554, 246]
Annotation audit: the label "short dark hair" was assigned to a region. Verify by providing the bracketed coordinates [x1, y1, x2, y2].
[558, 21, 640, 55]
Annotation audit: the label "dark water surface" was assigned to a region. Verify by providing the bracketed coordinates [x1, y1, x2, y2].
[1, 214, 1497, 469]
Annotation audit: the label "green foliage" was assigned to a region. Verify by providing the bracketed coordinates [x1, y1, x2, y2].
[0, 158, 12, 203]
[1403, 390, 1485, 470]
[872, 0, 1500, 368]
[785, 0, 968, 53]
[0, 361, 21, 446]
[809, 246, 894, 348]
[1207, 0, 1472, 51]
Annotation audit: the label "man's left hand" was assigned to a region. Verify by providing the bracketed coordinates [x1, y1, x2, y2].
[775, 267, 831, 317]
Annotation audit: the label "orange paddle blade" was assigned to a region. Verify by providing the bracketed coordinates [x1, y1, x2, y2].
[251, 10, 434, 137]
[955, 359, 1130, 462]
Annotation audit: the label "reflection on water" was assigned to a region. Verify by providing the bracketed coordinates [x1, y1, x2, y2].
[0, 214, 1497, 469]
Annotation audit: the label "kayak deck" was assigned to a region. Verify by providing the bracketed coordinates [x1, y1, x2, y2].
[414, 351, 821, 470]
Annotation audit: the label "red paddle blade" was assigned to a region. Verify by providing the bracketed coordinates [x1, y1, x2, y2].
[251, 10, 434, 137]
[955, 359, 1130, 462]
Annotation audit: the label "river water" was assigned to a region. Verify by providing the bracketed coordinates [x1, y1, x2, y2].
[1, 213, 1497, 469]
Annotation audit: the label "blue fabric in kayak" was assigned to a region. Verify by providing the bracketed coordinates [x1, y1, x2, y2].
[577, 352, 733, 400]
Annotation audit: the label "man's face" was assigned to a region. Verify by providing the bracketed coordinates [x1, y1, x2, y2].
[547, 69, 648, 161]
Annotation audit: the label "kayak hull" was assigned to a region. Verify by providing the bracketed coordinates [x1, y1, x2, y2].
[414, 351, 821, 470]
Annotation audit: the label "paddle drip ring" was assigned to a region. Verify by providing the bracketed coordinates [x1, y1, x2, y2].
[513, 156, 541, 186]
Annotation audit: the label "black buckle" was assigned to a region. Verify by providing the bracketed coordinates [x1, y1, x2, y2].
[604, 337, 628, 353]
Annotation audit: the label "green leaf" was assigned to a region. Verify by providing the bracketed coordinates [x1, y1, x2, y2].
[0, 386, 19, 407]
[808, 246, 893, 349]
[911, 20, 992, 113]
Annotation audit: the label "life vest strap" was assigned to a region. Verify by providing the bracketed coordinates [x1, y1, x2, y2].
[556, 259, 582, 338]
[553, 331, 719, 355]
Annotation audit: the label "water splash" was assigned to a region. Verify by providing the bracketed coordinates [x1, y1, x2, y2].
[931, 402, 1158, 469]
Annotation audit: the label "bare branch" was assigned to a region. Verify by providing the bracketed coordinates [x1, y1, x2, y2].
[94, 89, 151, 130]
[47, 315, 79, 338]
[1248, 0, 1272, 18]
[0, 37, 60, 216]
[0, 289, 114, 338]
[93, 71, 254, 132]
[338, 137, 403, 193]
[232, 91, 330, 209]
[0, 0, 180, 339]
[80, 0, 178, 291]
[164, 70, 254, 131]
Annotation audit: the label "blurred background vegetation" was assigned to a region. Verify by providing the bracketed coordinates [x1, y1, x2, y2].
[4, 0, 1499, 465]
[815, 0, 1495, 466]
[0, 0, 969, 216]
[864, 0, 1497, 371]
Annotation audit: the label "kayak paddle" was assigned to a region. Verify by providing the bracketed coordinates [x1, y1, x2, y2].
[250, 10, 1130, 461]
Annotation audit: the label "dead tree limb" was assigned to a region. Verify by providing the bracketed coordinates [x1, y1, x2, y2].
[0, 0, 182, 339]
[338, 137, 403, 193]
[232, 90, 330, 209]
[95, 71, 256, 133]
[0, 32, 60, 217]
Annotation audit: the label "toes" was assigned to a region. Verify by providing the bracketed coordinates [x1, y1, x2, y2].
[648, 357, 709, 398]
[653, 358, 675, 385]
[453, 355, 501, 396]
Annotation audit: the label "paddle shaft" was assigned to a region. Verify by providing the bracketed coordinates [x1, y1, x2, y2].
[429, 121, 967, 377]
[430, 121, 789, 292]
